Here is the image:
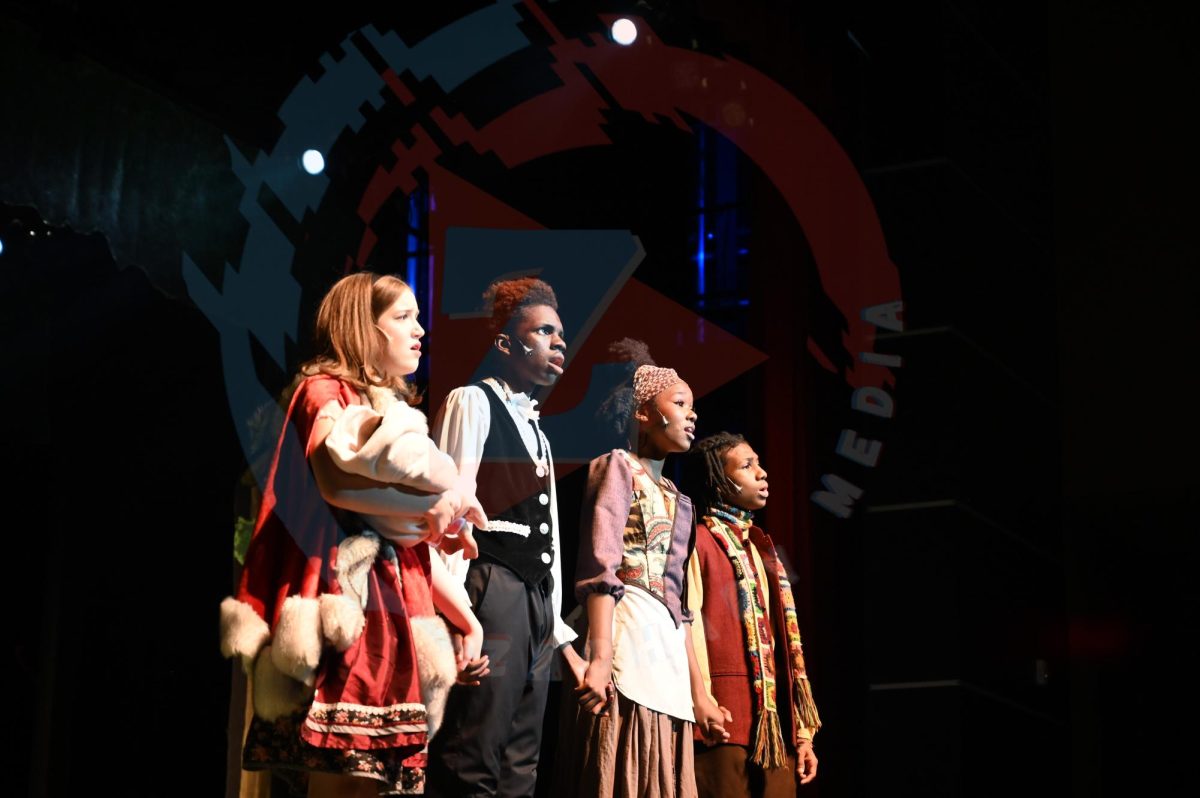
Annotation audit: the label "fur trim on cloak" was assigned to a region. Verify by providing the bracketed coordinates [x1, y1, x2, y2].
[319, 593, 365, 652]
[219, 596, 271, 672]
[271, 596, 323, 685]
[409, 616, 457, 739]
[252, 644, 316, 721]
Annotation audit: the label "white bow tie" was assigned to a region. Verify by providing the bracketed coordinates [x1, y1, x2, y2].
[510, 392, 540, 422]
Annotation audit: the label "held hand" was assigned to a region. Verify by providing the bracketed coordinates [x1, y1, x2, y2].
[450, 626, 490, 685]
[561, 644, 588, 689]
[694, 695, 731, 746]
[461, 621, 485, 664]
[796, 740, 818, 785]
[456, 654, 490, 686]
[574, 655, 614, 716]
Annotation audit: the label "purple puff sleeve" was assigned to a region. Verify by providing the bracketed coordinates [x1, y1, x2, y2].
[573, 450, 634, 604]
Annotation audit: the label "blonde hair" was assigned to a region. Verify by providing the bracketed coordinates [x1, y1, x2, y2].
[300, 272, 418, 403]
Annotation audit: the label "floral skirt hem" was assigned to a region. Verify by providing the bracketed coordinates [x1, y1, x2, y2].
[243, 712, 425, 795]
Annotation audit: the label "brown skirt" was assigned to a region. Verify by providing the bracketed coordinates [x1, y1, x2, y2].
[556, 687, 698, 798]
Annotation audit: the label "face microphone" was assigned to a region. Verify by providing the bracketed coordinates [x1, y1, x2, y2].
[519, 341, 535, 357]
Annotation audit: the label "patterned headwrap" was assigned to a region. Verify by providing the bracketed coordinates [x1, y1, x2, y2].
[632, 364, 681, 407]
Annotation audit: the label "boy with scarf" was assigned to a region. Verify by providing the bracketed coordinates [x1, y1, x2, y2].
[684, 432, 822, 796]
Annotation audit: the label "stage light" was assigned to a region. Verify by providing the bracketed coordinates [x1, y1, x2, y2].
[0, 238, 4, 256]
[301, 149, 325, 175]
[611, 18, 637, 45]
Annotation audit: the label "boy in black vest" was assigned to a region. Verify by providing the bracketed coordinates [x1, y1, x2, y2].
[427, 277, 587, 797]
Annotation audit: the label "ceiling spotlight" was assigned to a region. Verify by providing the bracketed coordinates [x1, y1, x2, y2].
[611, 18, 638, 46]
[301, 149, 326, 175]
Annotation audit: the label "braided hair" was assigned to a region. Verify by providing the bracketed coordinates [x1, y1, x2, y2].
[685, 431, 747, 511]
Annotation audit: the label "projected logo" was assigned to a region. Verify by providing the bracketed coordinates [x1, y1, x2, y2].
[182, 1, 901, 520]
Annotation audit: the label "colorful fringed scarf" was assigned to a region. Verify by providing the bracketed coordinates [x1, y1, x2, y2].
[704, 503, 822, 768]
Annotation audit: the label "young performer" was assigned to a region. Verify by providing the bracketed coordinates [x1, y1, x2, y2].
[220, 272, 486, 797]
[323, 344, 496, 735]
[685, 432, 822, 797]
[561, 339, 728, 798]
[425, 277, 586, 798]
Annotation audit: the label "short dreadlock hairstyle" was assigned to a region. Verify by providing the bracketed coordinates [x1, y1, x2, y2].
[684, 431, 748, 511]
[481, 277, 558, 335]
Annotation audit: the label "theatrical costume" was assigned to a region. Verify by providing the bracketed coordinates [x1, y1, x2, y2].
[220, 374, 453, 795]
[560, 449, 699, 798]
[686, 503, 821, 798]
[425, 378, 576, 798]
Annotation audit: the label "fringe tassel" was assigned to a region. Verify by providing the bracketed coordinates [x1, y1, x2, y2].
[750, 707, 788, 770]
[794, 676, 823, 734]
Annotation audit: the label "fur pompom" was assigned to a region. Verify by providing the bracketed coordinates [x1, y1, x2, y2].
[219, 597, 271, 672]
[409, 615, 458, 739]
[319, 593, 365, 652]
[271, 596, 322, 686]
[252, 644, 315, 721]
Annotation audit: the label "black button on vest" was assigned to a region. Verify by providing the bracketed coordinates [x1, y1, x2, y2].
[472, 382, 555, 586]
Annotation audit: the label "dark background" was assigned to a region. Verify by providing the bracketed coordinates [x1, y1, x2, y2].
[3, 1, 1196, 795]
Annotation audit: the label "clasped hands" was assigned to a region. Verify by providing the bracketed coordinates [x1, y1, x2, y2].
[569, 640, 730, 746]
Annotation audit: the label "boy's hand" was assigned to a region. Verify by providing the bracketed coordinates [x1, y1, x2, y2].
[796, 740, 818, 784]
[694, 695, 731, 745]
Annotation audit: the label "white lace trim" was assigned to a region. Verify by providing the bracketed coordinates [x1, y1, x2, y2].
[487, 520, 532, 538]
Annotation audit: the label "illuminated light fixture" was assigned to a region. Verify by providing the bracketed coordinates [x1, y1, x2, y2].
[0, 238, 4, 255]
[611, 18, 637, 45]
[301, 149, 326, 175]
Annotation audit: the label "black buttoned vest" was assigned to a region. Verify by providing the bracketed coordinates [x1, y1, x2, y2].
[472, 382, 555, 586]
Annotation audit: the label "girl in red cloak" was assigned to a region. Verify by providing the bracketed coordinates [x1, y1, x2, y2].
[220, 272, 487, 796]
